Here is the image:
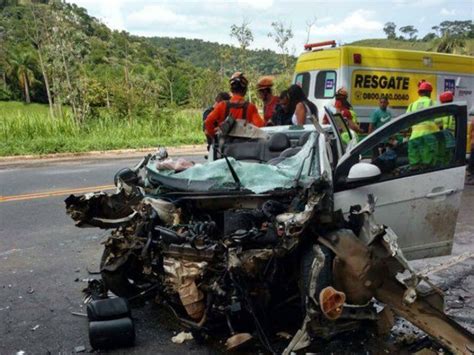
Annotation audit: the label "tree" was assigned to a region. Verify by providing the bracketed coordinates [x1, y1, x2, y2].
[435, 20, 473, 54]
[437, 36, 465, 54]
[439, 20, 473, 38]
[422, 32, 437, 42]
[383, 22, 397, 40]
[0, 22, 7, 92]
[399, 25, 418, 40]
[268, 21, 293, 70]
[25, 4, 55, 117]
[8, 49, 37, 103]
[230, 20, 253, 71]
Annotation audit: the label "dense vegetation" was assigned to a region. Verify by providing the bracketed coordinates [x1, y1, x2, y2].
[0, 101, 202, 155]
[0, 1, 295, 155]
[0, 1, 472, 156]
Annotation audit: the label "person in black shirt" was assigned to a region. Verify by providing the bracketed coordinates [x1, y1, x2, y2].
[268, 90, 293, 126]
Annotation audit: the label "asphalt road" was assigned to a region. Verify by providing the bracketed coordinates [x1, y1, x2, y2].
[0, 155, 473, 354]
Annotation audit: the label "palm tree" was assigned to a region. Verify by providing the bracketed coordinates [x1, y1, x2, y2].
[437, 35, 466, 54]
[8, 49, 37, 103]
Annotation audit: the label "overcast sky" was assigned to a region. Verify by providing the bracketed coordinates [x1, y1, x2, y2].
[69, 0, 473, 53]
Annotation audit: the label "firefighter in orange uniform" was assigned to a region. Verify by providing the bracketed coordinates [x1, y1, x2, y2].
[257, 76, 279, 125]
[204, 72, 264, 136]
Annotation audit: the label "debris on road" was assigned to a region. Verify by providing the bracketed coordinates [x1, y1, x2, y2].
[27, 287, 35, 294]
[31, 324, 40, 331]
[171, 331, 193, 344]
[71, 311, 88, 317]
[74, 345, 86, 353]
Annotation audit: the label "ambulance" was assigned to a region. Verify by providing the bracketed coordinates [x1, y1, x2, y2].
[294, 41, 474, 128]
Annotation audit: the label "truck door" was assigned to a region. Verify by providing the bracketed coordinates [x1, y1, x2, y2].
[333, 103, 467, 260]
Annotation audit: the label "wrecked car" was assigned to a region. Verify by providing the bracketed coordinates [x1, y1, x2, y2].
[66, 103, 473, 353]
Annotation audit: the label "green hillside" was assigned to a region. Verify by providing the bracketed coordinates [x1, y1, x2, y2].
[349, 38, 474, 56]
[148, 37, 293, 75]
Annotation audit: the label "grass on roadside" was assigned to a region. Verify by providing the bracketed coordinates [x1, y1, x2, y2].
[0, 101, 205, 156]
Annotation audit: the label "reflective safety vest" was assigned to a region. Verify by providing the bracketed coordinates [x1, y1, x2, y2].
[349, 109, 359, 125]
[407, 97, 439, 140]
[442, 115, 455, 131]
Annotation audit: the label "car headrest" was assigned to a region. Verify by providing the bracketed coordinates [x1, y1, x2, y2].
[298, 132, 312, 146]
[268, 133, 291, 152]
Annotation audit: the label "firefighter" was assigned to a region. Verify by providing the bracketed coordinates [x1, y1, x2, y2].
[257, 76, 279, 125]
[204, 72, 264, 137]
[406, 81, 439, 169]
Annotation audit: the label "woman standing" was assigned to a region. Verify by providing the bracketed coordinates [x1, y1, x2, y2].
[287, 84, 318, 126]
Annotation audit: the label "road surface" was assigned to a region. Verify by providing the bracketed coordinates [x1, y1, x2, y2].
[0, 155, 472, 354]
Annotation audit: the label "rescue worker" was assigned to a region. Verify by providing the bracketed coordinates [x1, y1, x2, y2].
[368, 96, 392, 133]
[202, 92, 231, 150]
[438, 91, 455, 130]
[436, 91, 456, 165]
[257, 76, 279, 125]
[204, 72, 264, 137]
[406, 81, 439, 169]
[335, 88, 364, 135]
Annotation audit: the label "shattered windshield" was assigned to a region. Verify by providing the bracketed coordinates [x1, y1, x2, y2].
[145, 132, 320, 194]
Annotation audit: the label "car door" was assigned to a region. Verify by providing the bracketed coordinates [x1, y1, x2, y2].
[323, 106, 358, 164]
[333, 103, 468, 260]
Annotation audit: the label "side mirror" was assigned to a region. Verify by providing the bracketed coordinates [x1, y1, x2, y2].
[346, 162, 381, 183]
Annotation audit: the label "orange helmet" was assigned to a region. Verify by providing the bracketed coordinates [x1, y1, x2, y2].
[335, 87, 348, 98]
[257, 76, 274, 90]
[229, 72, 249, 88]
[440, 91, 454, 103]
[418, 81, 433, 93]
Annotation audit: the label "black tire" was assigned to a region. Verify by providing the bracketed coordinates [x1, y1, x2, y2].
[100, 250, 141, 299]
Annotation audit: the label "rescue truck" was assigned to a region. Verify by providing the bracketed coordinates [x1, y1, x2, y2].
[294, 41, 474, 128]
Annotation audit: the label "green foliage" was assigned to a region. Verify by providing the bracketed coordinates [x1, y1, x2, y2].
[383, 20, 473, 53]
[399, 25, 418, 41]
[268, 21, 294, 70]
[438, 20, 474, 38]
[0, 101, 204, 155]
[383, 22, 397, 40]
[230, 20, 254, 71]
[148, 37, 294, 76]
